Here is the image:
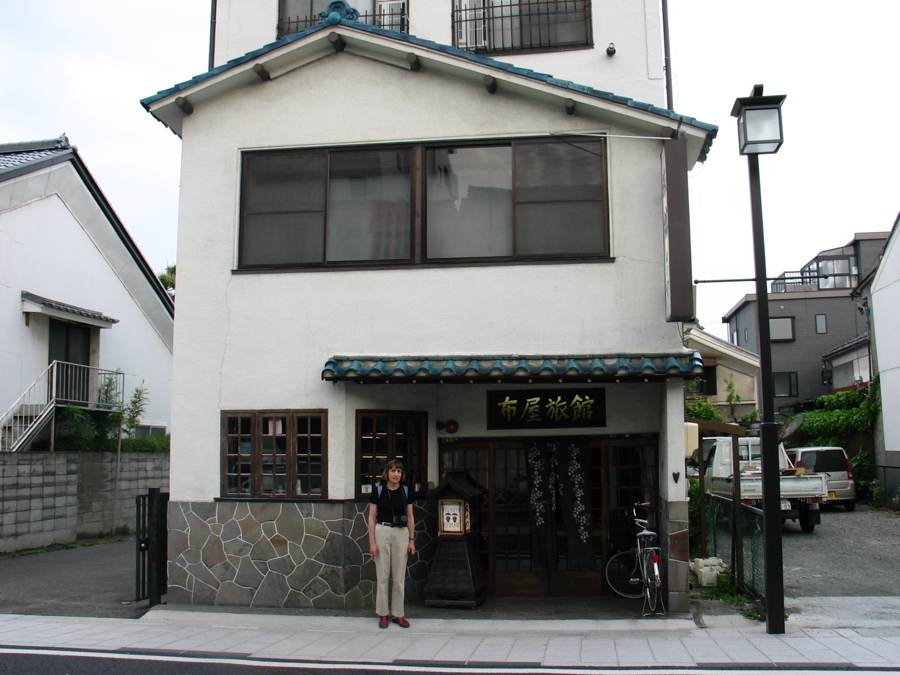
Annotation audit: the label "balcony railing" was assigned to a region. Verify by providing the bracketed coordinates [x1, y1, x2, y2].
[454, 0, 591, 55]
[770, 270, 858, 293]
[278, 6, 409, 38]
[0, 361, 124, 452]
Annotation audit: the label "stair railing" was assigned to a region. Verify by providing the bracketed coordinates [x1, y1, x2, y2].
[0, 361, 124, 452]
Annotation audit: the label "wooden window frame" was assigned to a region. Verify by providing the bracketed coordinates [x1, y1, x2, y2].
[356, 410, 427, 500]
[221, 410, 327, 499]
[237, 136, 609, 271]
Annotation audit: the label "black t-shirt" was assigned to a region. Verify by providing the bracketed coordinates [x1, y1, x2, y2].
[369, 484, 409, 525]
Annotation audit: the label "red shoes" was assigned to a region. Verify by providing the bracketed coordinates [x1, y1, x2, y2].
[378, 615, 410, 628]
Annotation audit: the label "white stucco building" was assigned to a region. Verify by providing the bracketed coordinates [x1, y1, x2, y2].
[684, 327, 759, 421]
[865, 213, 900, 478]
[0, 136, 174, 450]
[142, 0, 716, 611]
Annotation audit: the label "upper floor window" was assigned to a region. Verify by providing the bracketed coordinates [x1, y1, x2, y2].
[222, 410, 327, 499]
[454, 0, 591, 55]
[773, 372, 798, 398]
[815, 314, 827, 334]
[278, 0, 408, 37]
[769, 317, 794, 342]
[239, 137, 608, 270]
[686, 365, 717, 397]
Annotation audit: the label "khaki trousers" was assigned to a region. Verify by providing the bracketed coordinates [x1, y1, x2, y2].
[374, 523, 409, 618]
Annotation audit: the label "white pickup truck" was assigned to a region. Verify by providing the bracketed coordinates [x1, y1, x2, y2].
[703, 436, 828, 533]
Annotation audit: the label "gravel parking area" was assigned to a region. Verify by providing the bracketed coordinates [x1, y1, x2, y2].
[782, 503, 900, 597]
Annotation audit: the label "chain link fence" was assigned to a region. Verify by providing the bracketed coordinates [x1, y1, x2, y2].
[705, 494, 766, 599]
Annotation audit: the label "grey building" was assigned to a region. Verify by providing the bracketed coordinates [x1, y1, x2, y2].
[723, 232, 887, 417]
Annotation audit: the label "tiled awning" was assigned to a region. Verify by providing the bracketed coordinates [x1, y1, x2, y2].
[322, 353, 703, 383]
[21, 291, 118, 328]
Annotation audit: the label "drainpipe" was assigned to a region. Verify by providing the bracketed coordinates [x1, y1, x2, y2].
[661, 0, 674, 110]
[209, 0, 218, 71]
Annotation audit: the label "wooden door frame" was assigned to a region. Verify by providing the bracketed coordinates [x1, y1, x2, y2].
[437, 434, 659, 597]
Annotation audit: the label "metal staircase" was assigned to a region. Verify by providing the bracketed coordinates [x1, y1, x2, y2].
[0, 361, 124, 452]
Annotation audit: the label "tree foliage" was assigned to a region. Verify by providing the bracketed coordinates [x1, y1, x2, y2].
[795, 377, 881, 448]
[725, 376, 758, 426]
[158, 264, 176, 298]
[686, 396, 724, 422]
[123, 383, 150, 438]
[684, 376, 724, 421]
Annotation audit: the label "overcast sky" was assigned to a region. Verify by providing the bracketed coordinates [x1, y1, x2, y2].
[3, 1, 898, 342]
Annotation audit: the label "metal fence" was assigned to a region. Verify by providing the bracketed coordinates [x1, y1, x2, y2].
[452, 0, 591, 54]
[136, 488, 169, 607]
[1, 361, 124, 452]
[705, 494, 766, 599]
[278, 7, 409, 37]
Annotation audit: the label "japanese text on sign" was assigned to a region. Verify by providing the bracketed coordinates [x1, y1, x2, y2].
[487, 389, 606, 430]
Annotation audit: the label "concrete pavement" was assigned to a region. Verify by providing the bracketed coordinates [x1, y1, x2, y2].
[3, 597, 900, 671]
[3, 539, 900, 671]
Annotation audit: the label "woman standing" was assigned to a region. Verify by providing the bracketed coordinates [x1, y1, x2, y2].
[367, 459, 416, 628]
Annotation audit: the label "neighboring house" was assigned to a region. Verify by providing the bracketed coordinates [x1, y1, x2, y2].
[856, 212, 900, 489]
[0, 136, 174, 450]
[723, 232, 888, 418]
[684, 327, 759, 422]
[141, 0, 717, 612]
[821, 330, 870, 392]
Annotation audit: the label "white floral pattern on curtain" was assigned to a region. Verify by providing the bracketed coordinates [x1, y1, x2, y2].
[525, 438, 594, 571]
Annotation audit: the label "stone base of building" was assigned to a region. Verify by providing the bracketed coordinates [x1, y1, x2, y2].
[167, 500, 436, 609]
[167, 498, 689, 611]
[662, 498, 691, 613]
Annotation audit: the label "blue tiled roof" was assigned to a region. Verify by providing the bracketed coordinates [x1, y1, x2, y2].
[141, 21, 717, 160]
[322, 353, 703, 382]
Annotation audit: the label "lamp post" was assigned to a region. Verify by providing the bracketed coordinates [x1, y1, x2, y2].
[731, 84, 786, 635]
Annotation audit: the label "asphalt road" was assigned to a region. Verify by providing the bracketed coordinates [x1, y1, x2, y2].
[0, 539, 146, 619]
[781, 502, 900, 597]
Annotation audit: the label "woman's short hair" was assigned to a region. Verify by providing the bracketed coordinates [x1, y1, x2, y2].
[381, 459, 406, 482]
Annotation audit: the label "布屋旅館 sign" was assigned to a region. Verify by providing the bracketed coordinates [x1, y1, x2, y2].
[486, 389, 606, 430]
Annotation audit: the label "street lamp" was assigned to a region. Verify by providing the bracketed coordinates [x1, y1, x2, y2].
[731, 84, 786, 635]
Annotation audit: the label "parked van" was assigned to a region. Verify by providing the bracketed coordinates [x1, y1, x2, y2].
[786, 446, 856, 511]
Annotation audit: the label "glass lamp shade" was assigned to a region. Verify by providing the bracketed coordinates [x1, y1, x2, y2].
[731, 86, 786, 155]
[737, 106, 784, 154]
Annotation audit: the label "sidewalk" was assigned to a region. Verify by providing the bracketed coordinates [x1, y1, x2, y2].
[3, 596, 900, 671]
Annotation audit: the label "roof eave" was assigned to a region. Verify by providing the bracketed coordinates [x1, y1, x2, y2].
[142, 24, 716, 164]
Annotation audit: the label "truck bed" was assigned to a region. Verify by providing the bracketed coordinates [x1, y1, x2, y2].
[707, 472, 828, 500]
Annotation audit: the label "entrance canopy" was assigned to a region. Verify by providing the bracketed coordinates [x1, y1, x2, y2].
[322, 353, 702, 384]
[21, 291, 118, 329]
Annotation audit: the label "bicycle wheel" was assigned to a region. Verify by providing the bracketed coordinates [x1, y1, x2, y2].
[605, 550, 642, 598]
[642, 550, 660, 611]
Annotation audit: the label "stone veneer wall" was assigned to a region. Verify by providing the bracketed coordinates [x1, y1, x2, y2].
[167, 500, 437, 609]
[0, 452, 169, 554]
[662, 498, 690, 613]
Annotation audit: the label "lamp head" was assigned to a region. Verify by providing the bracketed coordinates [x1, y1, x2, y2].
[731, 84, 786, 155]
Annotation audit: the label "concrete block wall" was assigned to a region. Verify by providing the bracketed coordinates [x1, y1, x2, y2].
[0, 452, 169, 554]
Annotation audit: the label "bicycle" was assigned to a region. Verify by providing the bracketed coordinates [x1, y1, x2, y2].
[604, 502, 665, 615]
